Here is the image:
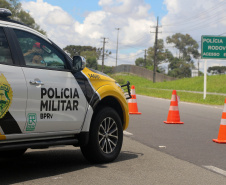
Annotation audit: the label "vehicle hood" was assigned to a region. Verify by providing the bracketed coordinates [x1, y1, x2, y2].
[82, 67, 115, 83]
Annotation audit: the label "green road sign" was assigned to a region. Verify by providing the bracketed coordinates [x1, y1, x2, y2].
[201, 36, 226, 59]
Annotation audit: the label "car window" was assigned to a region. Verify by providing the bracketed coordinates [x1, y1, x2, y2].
[0, 27, 13, 65]
[14, 29, 66, 70]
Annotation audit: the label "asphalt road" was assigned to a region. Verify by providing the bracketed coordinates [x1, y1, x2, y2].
[127, 95, 226, 173]
[1, 137, 226, 185]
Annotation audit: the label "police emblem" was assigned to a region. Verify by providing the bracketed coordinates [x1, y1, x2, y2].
[0, 74, 13, 119]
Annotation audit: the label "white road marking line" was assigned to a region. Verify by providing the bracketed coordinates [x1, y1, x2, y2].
[123, 131, 133, 136]
[203, 166, 226, 176]
[137, 94, 223, 109]
[159, 146, 166, 148]
[52, 176, 63, 180]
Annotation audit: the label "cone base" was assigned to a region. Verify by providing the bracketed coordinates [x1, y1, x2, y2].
[164, 121, 184, 124]
[213, 139, 226, 143]
[129, 112, 142, 115]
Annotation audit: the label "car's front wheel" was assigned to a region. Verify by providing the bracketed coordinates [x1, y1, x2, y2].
[81, 107, 123, 163]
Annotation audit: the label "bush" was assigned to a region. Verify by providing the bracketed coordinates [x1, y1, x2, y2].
[110, 74, 126, 85]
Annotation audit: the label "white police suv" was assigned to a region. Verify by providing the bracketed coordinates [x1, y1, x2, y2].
[0, 8, 131, 163]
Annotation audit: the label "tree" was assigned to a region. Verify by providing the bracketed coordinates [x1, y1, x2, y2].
[97, 65, 113, 74]
[207, 66, 226, 75]
[135, 57, 145, 67]
[64, 45, 112, 70]
[168, 58, 191, 78]
[146, 39, 173, 73]
[63, 45, 112, 71]
[86, 56, 98, 69]
[0, 0, 46, 35]
[147, 39, 164, 66]
[166, 33, 199, 62]
[166, 33, 200, 78]
[63, 45, 101, 59]
[134, 39, 174, 74]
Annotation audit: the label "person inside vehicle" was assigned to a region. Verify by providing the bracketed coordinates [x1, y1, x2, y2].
[23, 42, 45, 66]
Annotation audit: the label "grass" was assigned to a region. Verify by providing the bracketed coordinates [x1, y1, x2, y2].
[110, 73, 226, 105]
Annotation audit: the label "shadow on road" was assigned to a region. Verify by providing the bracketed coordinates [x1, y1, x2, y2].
[0, 148, 143, 184]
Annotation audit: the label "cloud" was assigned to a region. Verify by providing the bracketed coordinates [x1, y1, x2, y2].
[106, 49, 145, 66]
[21, 0, 156, 66]
[160, 0, 226, 72]
[21, 0, 226, 69]
[161, 0, 226, 41]
[22, 0, 76, 45]
[99, 0, 151, 19]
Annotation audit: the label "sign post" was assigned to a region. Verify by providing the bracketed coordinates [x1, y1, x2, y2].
[201, 36, 226, 99]
[204, 60, 207, 99]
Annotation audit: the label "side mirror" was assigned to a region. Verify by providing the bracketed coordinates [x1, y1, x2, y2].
[73, 56, 86, 71]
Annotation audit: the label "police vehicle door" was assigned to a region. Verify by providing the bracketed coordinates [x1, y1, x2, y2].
[14, 29, 88, 133]
[0, 27, 27, 137]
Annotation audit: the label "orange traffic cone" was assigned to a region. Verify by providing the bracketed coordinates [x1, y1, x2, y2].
[164, 90, 184, 124]
[128, 85, 141, 114]
[213, 99, 226, 143]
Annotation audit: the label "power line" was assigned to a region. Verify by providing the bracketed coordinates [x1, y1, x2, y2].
[178, 8, 226, 28]
[162, 13, 226, 35]
[108, 51, 144, 60]
[195, 31, 226, 45]
[162, 0, 226, 27]
[162, 6, 226, 34]
[108, 26, 150, 46]
[108, 34, 150, 49]
[108, 42, 148, 50]
[219, 32, 226, 36]
[178, 15, 226, 33]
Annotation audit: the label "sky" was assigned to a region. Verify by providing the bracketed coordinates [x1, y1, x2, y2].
[20, 0, 226, 72]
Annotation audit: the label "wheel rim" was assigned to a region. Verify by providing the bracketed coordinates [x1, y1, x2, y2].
[98, 117, 118, 154]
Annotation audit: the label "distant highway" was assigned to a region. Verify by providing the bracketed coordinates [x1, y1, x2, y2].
[144, 87, 226, 96]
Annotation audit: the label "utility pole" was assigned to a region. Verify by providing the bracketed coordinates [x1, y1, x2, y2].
[101, 37, 108, 72]
[115, 28, 120, 67]
[151, 16, 161, 83]
[144, 49, 147, 67]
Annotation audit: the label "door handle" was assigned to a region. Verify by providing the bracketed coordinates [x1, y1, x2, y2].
[29, 80, 44, 85]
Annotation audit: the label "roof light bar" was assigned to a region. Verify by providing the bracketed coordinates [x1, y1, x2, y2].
[0, 8, 12, 18]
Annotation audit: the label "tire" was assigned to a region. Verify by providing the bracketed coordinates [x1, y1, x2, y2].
[81, 107, 123, 163]
[0, 148, 27, 158]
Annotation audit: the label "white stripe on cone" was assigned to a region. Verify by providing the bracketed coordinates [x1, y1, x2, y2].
[221, 119, 226, 125]
[169, 106, 179, 111]
[128, 99, 137, 103]
[223, 104, 226, 112]
[171, 95, 176, 101]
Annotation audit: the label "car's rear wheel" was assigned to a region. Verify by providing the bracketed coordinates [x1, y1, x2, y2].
[0, 148, 27, 158]
[81, 107, 123, 163]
